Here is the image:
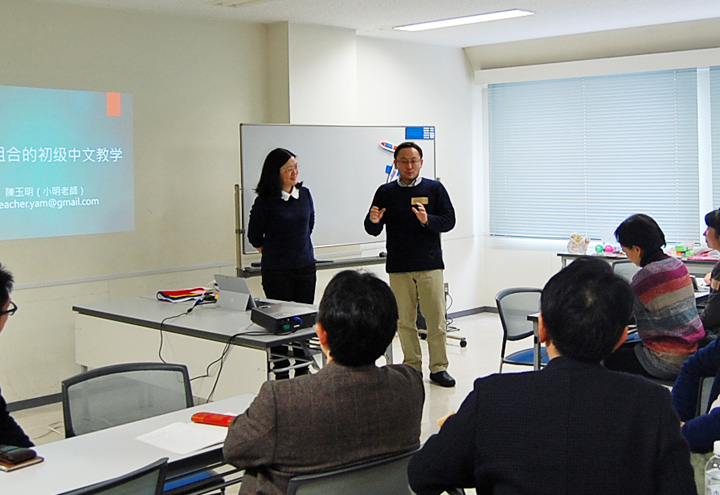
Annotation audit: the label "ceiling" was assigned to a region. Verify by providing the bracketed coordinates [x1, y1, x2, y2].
[38, 0, 720, 49]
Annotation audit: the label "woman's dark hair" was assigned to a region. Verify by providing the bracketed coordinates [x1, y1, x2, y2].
[706, 209, 720, 238]
[254, 148, 300, 199]
[614, 213, 667, 267]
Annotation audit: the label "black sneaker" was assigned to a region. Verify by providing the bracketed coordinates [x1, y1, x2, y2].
[429, 371, 456, 387]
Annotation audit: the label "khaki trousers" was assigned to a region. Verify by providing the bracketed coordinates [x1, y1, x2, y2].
[389, 269, 448, 373]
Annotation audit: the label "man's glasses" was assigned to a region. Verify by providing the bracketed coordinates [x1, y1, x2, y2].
[0, 301, 17, 317]
[397, 159, 421, 166]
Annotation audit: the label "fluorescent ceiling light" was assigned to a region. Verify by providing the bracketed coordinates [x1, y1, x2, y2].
[394, 9, 534, 32]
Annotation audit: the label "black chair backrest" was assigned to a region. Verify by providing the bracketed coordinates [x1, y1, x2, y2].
[495, 288, 542, 341]
[58, 457, 168, 495]
[698, 375, 716, 417]
[286, 450, 416, 495]
[612, 260, 640, 283]
[61, 362, 193, 438]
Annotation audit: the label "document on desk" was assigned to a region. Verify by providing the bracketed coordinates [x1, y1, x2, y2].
[136, 422, 228, 455]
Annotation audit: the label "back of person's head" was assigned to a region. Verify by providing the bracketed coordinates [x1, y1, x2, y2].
[317, 270, 398, 366]
[541, 257, 634, 363]
[614, 213, 666, 266]
[255, 147, 298, 199]
[0, 264, 13, 306]
[706, 208, 720, 237]
[393, 141, 423, 159]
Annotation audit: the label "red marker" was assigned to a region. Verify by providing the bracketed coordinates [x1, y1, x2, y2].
[191, 412, 235, 427]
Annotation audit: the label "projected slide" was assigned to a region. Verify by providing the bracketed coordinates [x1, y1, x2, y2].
[0, 85, 134, 241]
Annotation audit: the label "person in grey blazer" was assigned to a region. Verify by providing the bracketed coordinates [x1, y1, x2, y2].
[409, 257, 696, 495]
[223, 270, 424, 495]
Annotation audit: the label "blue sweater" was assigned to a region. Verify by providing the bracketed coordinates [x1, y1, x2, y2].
[247, 187, 315, 271]
[672, 337, 720, 453]
[364, 179, 455, 273]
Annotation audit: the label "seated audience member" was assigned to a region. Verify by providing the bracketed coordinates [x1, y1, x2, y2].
[673, 336, 720, 453]
[408, 257, 696, 495]
[0, 264, 33, 448]
[700, 208, 720, 343]
[604, 213, 704, 380]
[223, 270, 424, 495]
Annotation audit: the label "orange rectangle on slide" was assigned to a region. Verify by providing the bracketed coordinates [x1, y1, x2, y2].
[107, 92, 121, 117]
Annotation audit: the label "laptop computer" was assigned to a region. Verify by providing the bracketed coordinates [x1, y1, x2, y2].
[214, 274, 264, 311]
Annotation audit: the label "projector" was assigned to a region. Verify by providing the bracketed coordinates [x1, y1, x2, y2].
[250, 303, 317, 334]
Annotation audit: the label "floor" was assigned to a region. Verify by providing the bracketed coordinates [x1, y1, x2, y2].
[13, 312, 532, 492]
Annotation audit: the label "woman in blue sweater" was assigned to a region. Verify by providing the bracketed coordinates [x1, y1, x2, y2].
[248, 148, 316, 378]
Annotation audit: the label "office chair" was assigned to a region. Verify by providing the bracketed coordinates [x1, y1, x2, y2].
[62, 363, 225, 494]
[57, 457, 168, 495]
[612, 259, 640, 283]
[697, 375, 717, 417]
[61, 362, 193, 438]
[495, 287, 548, 372]
[285, 450, 417, 495]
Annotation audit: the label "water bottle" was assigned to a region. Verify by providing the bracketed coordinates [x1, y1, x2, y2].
[705, 440, 720, 495]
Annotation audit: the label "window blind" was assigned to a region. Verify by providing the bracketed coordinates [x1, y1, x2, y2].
[489, 69, 699, 243]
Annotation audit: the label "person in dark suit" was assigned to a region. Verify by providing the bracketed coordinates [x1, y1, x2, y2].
[408, 256, 696, 495]
[223, 270, 424, 495]
[0, 264, 33, 448]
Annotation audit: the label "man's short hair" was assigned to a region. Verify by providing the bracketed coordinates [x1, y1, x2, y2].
[541, 257, 634, 363]
[0, 264, 13, 306]
[317, 270, 398, 366]
[393, 141, 423, 159]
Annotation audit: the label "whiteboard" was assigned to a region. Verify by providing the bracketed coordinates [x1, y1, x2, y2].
[239, 124, 436, 253]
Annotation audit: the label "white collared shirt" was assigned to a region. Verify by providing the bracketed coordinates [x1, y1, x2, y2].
[281, 187, 300, 201]
[397, 176, 423, 188]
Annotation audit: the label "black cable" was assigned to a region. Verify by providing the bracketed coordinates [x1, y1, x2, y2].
[159, 303, 300, 402]
[445, 290, 455, 327]
[202, 325, 258, 403]
[158, 311, 192, 363]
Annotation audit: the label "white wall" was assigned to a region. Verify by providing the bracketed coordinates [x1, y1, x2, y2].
[277, 26, 481, 311]
[0, 0, 268, 403]
[355, 37, 480, 311]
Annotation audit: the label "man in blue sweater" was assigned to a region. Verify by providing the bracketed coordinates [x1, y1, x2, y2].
[364, 142, 456, 387]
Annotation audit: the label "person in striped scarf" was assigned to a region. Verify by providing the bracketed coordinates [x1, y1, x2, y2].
[604, 214, 705, 380]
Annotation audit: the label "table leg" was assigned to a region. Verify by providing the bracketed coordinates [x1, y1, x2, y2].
[533, 319, 541, 370]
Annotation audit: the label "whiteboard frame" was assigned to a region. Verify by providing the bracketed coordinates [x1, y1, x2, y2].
[238, 124, 437, 255]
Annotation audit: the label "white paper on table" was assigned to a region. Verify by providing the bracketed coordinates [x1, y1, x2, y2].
[136, 422, 228, 455]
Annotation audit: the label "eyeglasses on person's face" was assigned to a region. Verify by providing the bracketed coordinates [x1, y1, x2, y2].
[0, 301, 17, 317]
[396, 158, 421, 166]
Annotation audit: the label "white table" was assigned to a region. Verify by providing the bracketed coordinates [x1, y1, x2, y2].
[73, 298, 319, 400]
[0, 394, 255, 495]
[557, 252, 717, 277]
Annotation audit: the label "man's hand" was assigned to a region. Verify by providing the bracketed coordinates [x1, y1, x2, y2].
[437, 411, 456, 428]
[369, 206, 386, 224]
[412, 203, 428, 225]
